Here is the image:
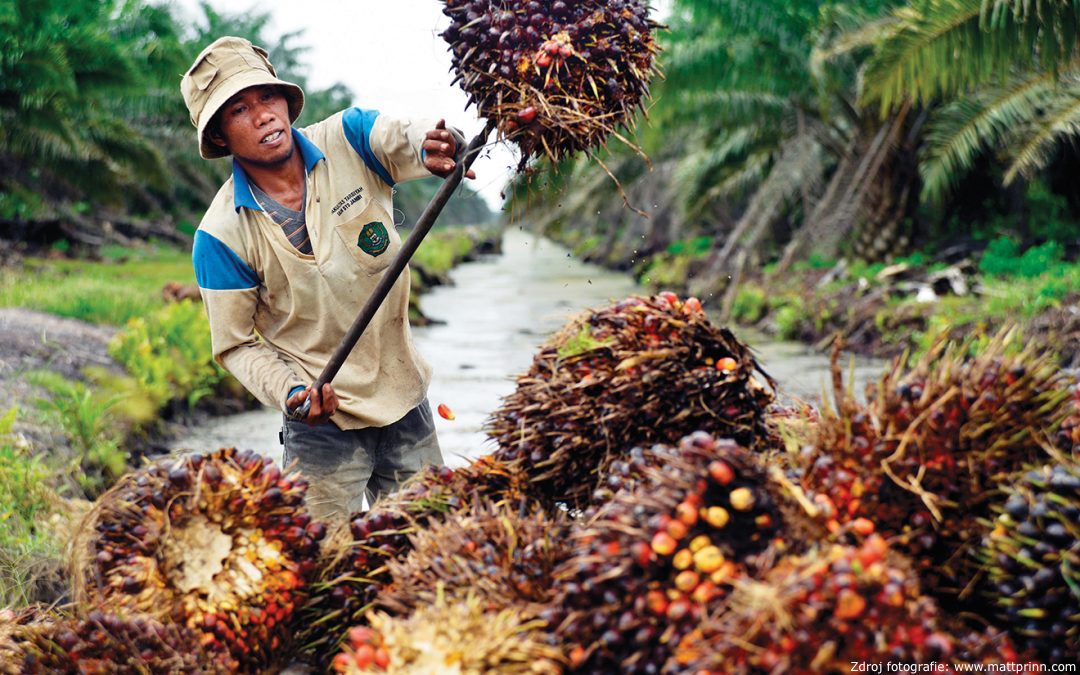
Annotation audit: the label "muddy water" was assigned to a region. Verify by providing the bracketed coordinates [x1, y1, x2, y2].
[173, 230, 887, 465]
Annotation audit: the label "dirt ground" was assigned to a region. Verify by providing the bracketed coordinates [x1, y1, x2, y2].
[0, 308, 124, 449]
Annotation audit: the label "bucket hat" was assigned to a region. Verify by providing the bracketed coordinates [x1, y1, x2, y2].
[181, 36, 305, 159]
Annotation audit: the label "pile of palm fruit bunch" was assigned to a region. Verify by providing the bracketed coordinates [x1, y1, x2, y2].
[790, 332, 1077, 663]
[672, 538, 1022, 673]
[331, 595, 563, 674]
[545, 432, 797, 674]
[1058, 381, 1080, 453]
[72, 447, 324, 670]
[0, 606, 235, 674]
[294, 456, 535, 666]
[980, 461, 1080, 662]
[440, 0, 662, 167]
[488, 292, 775, 510]
[798, 333, 1072, 601]
[375, 500, 573, 617]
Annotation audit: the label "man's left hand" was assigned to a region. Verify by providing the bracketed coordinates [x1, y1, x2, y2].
[423, 119, 476, 179]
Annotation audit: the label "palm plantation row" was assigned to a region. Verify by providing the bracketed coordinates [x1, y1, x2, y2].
[521, 0, 1080, 322]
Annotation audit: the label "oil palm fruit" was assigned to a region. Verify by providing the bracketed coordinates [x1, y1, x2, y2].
[376, 500, 572, 617]
[0, 606, 234, 674]
[673, 539, 1004, 673]
[332, 594, 563, 674]
[981, 461, 1080, 662]
[440, 0, 662, 166]
[488, 294, 775, 510]
[74, 448, 322, 670]
[549, 432, 785, 674]
[295, 456, 533, 667]
[800, 333, 1072, 602]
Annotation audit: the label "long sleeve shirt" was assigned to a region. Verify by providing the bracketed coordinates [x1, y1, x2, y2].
[192, 108, 435, 429]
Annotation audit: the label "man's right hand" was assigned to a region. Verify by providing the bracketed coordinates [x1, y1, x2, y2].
[287, 383, 339, 426]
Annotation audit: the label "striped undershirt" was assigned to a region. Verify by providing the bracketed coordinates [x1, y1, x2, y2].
[250, 181, 312, 254]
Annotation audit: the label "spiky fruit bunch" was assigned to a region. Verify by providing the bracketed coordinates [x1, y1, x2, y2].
[548, 433, 786, 674]
[295, 456, 532, 666]
[0, 607, 234, 674]
[334, 595, 563, 674]
[488, 293, 775, 509]
[376, 501, 572, 616]
[75, 448, 323, 670]
[674, 538, 971, 674]
[441, 0, 661, 166]
[981, 462, 1080, 662]
[1058, 382, 1080, 454]
[800, 335, 1072, 599]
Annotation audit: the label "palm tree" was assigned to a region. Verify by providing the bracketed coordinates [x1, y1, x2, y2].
[861, 0, 1080, 202]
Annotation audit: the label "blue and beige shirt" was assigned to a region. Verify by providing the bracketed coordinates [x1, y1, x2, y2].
[193, 108, 436, 429]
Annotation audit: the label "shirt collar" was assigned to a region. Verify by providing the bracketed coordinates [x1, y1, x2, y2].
[232, 128, 326, 212]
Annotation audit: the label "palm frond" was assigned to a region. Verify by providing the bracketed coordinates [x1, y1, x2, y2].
[1004, 82, 1080, 182]
[919, 67, 1067, 202]
[863, 0, 1080, 113]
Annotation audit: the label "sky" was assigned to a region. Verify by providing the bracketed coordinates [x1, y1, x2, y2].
[172, 0, 672, 211]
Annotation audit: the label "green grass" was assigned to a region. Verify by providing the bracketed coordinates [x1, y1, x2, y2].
[409, 228, 481, 278]
[0, 407, 61, 606]
[0, 244, 192, 325]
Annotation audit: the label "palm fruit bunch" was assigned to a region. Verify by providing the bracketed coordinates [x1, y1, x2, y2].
[673, 538, 1017, 673]
[489, 293, 775, 510]
[980, 461, 1080, 662]
[440, 0, 661, 166]
[548, 432, 788, 674]
[799, 333, 1072, 600]
[1057, 381, 1080, 454]
[376, 500, 572, 617]
[0, 607, 234, 674]
[74, 447, 323, 670]
[332, 595, 563, 674]
[295, 456, 533, 665]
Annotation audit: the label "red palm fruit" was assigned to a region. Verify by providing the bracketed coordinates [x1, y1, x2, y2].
[550, 434, 789, 674]
[488, 295, 775, 511]
[75, 448, 317, 671]
[1, 606, 235, 673]
[673, 542, 967, 673]
[294, 455, 534, 667]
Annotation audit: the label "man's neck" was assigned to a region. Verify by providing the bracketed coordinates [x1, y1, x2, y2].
[237, 143, 306, 210]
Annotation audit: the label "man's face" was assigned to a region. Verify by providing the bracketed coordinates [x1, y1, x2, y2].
[212, 85, 294, 167]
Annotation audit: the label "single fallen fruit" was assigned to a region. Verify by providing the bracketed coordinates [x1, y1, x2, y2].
[437, 403, 455, 420]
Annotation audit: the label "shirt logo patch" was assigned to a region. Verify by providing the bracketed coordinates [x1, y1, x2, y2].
[358, 221, 389, 257]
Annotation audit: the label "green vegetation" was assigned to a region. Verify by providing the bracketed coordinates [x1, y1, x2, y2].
[517, 0, 1080, 322]
[29, 371, 126, 496]
[0, 408, 60, 606]
[0, 245, 191, 325]
[0, 0, 489, 243]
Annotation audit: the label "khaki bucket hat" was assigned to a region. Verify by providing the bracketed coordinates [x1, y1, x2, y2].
[181, 36, 305, 159]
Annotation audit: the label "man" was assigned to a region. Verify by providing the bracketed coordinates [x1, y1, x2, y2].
[182, 36, 469, 520]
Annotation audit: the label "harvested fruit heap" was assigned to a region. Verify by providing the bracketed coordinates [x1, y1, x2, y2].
[488, 293, 775, 509]
[799, 334, 1072, 599]
[981, 461, 1080, 662]
[332, 595, 563, 674]
[0, 606, 234, 674]
[1058, 382, 1080, 454]
[548, 432, 786, 674]
[73, 447, 324, 670]
[295, 456, 533, 665]
[440, 0, 661, 167]
[376, 500, 572, 617]
[674, 539, 1021, 674]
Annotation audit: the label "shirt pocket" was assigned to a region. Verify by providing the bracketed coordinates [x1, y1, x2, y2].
[332, 200, 400, 277]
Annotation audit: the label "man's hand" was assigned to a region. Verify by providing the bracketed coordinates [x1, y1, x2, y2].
[423, 119, 476, 180]
[287, 384, 339, 426]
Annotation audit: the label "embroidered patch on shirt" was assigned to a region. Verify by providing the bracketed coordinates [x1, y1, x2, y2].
[358, 221, 389, 257]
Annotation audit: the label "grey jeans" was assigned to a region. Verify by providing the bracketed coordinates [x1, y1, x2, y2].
[282, 399, 443, 522]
